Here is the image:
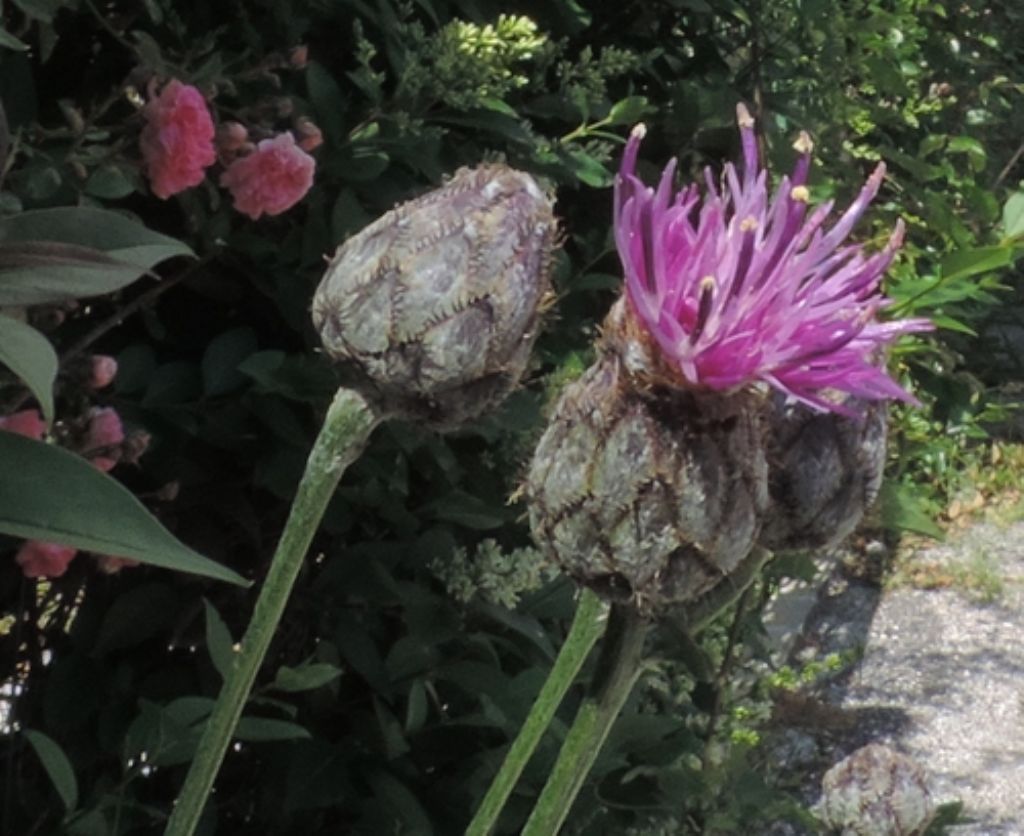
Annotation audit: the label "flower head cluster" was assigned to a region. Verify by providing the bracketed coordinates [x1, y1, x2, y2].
[140, 80, 217, 199]
[3, 405, 144, 579]
[139, 78, 318, 218]
[614, 105, 931, 412]
[220, 133, 316, 220]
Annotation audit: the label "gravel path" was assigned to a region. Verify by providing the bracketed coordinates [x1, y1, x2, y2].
[770, 517, 1024, 833]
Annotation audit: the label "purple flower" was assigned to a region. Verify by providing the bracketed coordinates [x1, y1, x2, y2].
[613, 105, 931, 413]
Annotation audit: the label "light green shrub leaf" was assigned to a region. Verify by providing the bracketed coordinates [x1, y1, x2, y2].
[1002, 192, 1024, 240]
[0, 313, 56, 423]
[0, 432, 246, 585]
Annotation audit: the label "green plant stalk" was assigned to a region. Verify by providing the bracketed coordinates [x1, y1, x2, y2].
[521, 604, 649, 836]
[466, 588, 607, 836]
[164, 388, 379, 836]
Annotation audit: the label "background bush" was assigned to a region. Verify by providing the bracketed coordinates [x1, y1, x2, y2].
[1, 0, 1022, 833]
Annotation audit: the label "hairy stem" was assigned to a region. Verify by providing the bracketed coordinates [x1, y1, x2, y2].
[164, 388, 380, 836]
[466, 588, 607, 836]
[521, 604, 649, 836]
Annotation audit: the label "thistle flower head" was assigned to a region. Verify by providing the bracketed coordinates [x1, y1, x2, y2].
[614, 106, 931, 413]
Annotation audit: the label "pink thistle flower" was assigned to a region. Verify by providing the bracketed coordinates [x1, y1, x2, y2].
[84, 407, 124, 472]
[614, 105, 932, 413]
[219, 133, 315, 220]
[0, 409, 46, 440]
[16, 541, 77, 579]
[140, 80, 217, 199]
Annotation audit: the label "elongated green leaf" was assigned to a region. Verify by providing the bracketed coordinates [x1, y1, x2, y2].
[939, 246, 1013, 284]
[0, 27, 29, 51]
[204, 598, 237, 678]
[272, 662, 343, 693]
[235, 717, 311, 742]
[0, 207, 193, 305]
[880, 482, 944, 539]
[0, 313, 56, 423]
[23, 729, 78, 810]
[0, 432, 246, 585]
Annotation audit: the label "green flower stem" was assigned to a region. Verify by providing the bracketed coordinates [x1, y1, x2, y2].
[164, 388, 380, 836]
[522, 603, 649, 836]
[466, 588, 607, 836]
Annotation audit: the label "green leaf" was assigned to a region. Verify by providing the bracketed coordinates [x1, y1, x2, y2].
[607, 96, 651, 126]
[94, 583, 177, 655]
[880, 482, 944, 539]
[235, 717, 311, 742]
[946, 136, 986, 172]
[939, 246, 1013, 283]
[0, 432, 247, 585]
[0, 313, 56, 423]
[202, 327, 258, 397]
[1001, 192, 1024, 240]
[0, 27, 29, 52]
[306, 61, 346, 144]
[23, 729, 78, 810]
[423, 490, 509, 530]
[203, 598, 236, 679]
[272, 661, 343, 693]
[0, 207, 193, 305]
[84, 164, 138, 199]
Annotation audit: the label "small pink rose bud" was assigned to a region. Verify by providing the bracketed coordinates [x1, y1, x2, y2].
[16, 541, 78, 579]
[97, 554, 141, 574]
[0, 409, 46, 440]
[295, 117, 323, 152]
[217, 121, 249, 153]
[89, 355, 118, 389]
[84, 407, 125, 472]
[156, 481, 180, 502]
[289, 45, 308, 69]
[120, 430, 151, 465]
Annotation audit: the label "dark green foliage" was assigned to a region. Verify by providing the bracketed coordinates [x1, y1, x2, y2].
[2, 0, 1023, 834]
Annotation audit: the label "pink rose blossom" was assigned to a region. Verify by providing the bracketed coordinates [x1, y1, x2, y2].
[16, 541, 78, 579]
[614, 106, 932, 414]
[0, 409, 46, 440]
[84, 407, 124, 472]
[140, 80, 217, 199]
[289, 45, 309, 69]
[220, 133, 315, 220]
[89, 355, 118, 389]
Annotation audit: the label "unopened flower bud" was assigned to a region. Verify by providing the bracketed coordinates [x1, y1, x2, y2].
[819, 744, 934, 835]
[527, 354, 768, 613]
[759, 395, 887, 552]
[313, 164, 556, 429]
[120, 429, 151, 465]
[289, 45, 308, 69]
[83, 406, 125, 472]
[295, 117, 323, 151]
[89, 355, 118, 389]
[16, 541, 77, 579]
[0, 409, 46, 440]
[217, 121, 249, 153]
[97, 554, 141, 574]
